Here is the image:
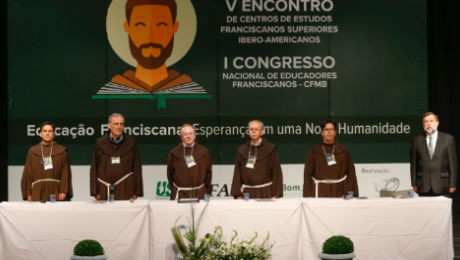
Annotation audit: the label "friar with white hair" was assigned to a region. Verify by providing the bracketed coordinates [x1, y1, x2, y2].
[231, 120, 283, 199]
[167, 123, 212, 200]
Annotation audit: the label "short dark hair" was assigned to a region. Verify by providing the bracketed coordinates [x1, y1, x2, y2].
[320, 119, 337, 130]
[422, 111, 439, 121]
[39, 122, 55, 132]
[126, 0, 177, 24]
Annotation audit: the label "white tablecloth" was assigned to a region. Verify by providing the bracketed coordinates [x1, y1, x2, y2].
[300, 197, 454, 260]
[149, 198, 304, 260]
[0, 197, 453, 260]
[0, 200, 150, 260]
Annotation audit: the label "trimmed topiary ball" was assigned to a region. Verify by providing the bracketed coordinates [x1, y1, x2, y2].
[322, 235, 354, 254]
[73, 239, 105, 256]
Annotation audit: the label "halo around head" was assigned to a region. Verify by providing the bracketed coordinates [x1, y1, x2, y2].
[106, 0, 197, 67]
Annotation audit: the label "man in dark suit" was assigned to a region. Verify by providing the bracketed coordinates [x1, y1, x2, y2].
[410, 112, 458, 196]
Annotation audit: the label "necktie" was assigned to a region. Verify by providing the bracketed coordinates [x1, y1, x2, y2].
[428, 136, 434, 159]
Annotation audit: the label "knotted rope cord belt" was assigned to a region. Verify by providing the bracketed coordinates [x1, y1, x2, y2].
[173, 182, 205, 201]
[241, 181, 273, 193]
[31, 178, 60, 189]
[312, 175, 347, 198]
[97, 172, 134, 201]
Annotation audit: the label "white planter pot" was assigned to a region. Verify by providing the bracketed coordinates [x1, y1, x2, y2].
[70, 255, 108, 260]
[319, 252, 355, 260]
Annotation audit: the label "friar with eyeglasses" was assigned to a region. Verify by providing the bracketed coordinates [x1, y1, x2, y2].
[303, 119, 359, 198]
[90, 113, 143, 201]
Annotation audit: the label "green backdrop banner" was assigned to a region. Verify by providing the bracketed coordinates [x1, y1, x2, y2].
[8, 0, 427, 165]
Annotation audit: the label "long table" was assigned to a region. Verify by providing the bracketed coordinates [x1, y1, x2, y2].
[0, 197, 453, 260]
[0, 200, 150, 260]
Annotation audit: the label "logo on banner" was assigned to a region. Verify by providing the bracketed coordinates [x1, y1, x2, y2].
[155, 181, 232, 198]
[93, 0, 211, 109]
[156, 181, 171, 197]
[375, 177, 400, 192]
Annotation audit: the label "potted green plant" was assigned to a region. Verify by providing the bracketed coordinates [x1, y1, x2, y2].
[171, 203, 273, 259]
[319, 235, 355, 260]
[203, 226, 273, 260]
[70, 239, 108, 260]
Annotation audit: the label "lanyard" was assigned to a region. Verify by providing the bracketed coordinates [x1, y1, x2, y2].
[321, 144, 335, 157]
[40, 142, 53, 160]
[248, 144, 257, 158]
[182, 144, 195, 158]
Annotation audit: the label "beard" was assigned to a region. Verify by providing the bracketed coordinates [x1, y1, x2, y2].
[128, 36, 174, 69]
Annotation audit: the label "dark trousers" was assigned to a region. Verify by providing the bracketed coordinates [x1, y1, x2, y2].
[419, 188, 452, 198]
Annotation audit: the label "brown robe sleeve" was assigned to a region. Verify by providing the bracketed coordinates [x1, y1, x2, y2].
[270, 146, 283, 197]
[21, 149, 34, 200]
[303, 150, 316, 197]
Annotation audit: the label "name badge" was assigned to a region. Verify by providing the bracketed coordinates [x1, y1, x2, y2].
[111, 156, 121, 164]
[326, 154, 337, 166]
[43, 156, 53, 170]
[245, 155, 256, 169]
[185, 155, 196, 168]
